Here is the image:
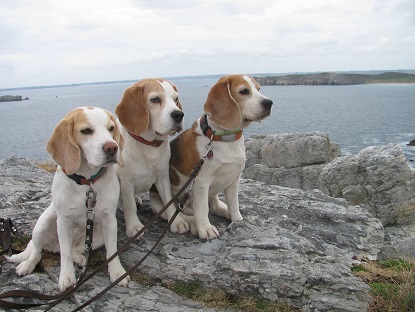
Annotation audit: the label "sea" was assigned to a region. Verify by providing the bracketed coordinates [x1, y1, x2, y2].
[1, 77, 415, 163]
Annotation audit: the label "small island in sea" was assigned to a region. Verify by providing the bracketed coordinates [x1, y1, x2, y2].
[254, 71, 415, 86]
[0, 95, 29, 102]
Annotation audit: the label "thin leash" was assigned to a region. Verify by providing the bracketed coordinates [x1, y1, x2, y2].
[0, 137, 213, 310]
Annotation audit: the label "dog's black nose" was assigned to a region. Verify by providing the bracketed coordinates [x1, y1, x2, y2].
[261, 99, 273, 109]
[171, 110, 184, 123]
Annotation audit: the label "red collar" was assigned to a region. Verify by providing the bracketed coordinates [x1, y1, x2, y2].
[127, 131, 165, 147]
[199, 114, 243, 142]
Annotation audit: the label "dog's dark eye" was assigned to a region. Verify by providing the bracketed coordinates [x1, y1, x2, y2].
[81, 128, 93, 135]
[150, 97, 161, 104]
[109, 125, 115, 132]
[175, 97, 179, 103]
[239, 88, 250, 95]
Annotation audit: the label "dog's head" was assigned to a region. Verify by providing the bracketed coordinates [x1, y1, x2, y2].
[115, 78, 184, 137]
[204, 75, 273, 131]
[46, 106, 124, 174]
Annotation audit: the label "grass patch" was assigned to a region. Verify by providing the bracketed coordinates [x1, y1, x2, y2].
[130, 274, 298, 312]
[352, 258, 415, 312]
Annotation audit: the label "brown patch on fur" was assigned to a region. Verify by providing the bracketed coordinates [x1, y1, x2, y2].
[105, 109, 124, 166]
[46, 108, 85, 174]
[169, 167, 180, 186]
[115, 79, 163, 135]
[169, 122, 200, 177]
[204, 75, 244, 131]
[115, 78, 180, 135]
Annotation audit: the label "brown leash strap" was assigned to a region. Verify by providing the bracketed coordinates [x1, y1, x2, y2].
[71, 208, 182, 312]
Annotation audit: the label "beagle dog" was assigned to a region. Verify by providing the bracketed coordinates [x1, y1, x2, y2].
[151, 75, 273, 239]
[115, 78, 190, 238]
[7, 107, 129, 291]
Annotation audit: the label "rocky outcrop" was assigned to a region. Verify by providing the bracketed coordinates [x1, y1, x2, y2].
[0, 95, 28, 102]
[319, 144, 415, 259]
[254, 71, 415, 86]
[245, 134, 415, 260]
[244, 132, 340, 190]
[0, 156, 383, 311]
[255, 73, 356, 86]
[320, 144, 415, 226]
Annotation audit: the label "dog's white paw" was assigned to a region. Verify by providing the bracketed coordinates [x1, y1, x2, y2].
[170, 215, 190, 234]
[126, 222, 144, 239]
[198, 223, 220, 240]
[209, 199, 231, 219]
[231, 212, 243, 222]
[134, 195, 143, 206]
[16, 260, 36, 276]
[59, 271, 76, 291]
[72, 251, 86, 266]
[125, 217, 145, 239]
[109, 266, 129, 287]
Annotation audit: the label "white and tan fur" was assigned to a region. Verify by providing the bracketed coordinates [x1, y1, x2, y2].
[151, 75, 273, 240]
[7, 107, 129, 291]
[115, 78, 189, 238]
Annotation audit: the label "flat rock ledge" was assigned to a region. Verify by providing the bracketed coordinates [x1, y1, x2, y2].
[0, 155, 384, 312]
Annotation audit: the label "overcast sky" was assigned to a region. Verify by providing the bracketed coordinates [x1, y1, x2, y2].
[1, 0, 414, 89]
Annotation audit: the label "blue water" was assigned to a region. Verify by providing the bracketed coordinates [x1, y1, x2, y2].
[1, 78, 415, 162]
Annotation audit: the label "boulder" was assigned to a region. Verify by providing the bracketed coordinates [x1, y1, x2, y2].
[0, 156, 383, 311]
[320, 144, 415, 259]
[244, 132, 340, 190]
[320, 144, 415, 227]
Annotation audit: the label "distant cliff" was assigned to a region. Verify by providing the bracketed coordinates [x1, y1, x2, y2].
[0, 95, 28, 102]
[254, 71, 415, 86]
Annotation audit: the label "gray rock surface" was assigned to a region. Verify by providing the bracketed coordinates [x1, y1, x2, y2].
[244, 132, 340, 190]
[245, 134, 415, 260]
[0, 95, 24, 102]
[320, 144, 415, 259]
[0, 155, 383, 311]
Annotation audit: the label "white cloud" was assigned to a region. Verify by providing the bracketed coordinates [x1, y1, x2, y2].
[0, 0, 414, 88]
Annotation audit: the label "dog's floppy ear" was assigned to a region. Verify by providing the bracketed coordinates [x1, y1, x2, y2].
[171, 82, 183, 111]
[46, 111, 81, 174]
[106, 110, 125, 167]
[204, 76, 242, 131]
[115, 83, 149, 135]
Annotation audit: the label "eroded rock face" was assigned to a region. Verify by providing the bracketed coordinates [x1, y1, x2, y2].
[320, 144, 415, 227]
[0, 156, 382, 311]
[244, 132, 340, 190]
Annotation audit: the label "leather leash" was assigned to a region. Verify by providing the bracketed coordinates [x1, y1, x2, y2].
[0, 138, 213, 310]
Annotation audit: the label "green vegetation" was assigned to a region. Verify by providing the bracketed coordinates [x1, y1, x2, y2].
[5, 237, 414, 311]
[352, 258, 415, 312]
[131, 273, 299, 312]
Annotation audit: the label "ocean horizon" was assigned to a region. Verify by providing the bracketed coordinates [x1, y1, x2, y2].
[1, 75, 414, 164]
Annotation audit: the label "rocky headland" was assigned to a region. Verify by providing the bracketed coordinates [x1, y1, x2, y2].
[254, 72, 415, 86]
[1, 132, 414, 311]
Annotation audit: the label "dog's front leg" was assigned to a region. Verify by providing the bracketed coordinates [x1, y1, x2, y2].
[193, 183, 219, 239]
[119, 179, 144, 238]
[101, 215, 129, 287]
[56, 216, 76, 291]
[155, 176, 189, 234]
[223, 175, 243, 222]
